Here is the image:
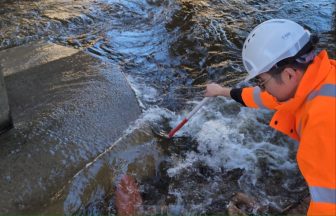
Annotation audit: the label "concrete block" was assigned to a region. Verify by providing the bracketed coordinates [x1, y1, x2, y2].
[0, 41, 141, 213]
[0, 66, 12, 134]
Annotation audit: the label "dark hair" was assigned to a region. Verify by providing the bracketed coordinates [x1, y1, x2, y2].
[267, 61, 311, 83]
[267, 34, 319, 83]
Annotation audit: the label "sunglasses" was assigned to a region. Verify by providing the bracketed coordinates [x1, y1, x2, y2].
[255, 76, 273, 90]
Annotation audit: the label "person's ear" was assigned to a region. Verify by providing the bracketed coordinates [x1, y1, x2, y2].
[283, 68, 296, 81]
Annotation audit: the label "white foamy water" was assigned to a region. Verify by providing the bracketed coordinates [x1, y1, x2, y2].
[126, 75, 161, 109]
[163, 98, 302, 209]
[169, 110, 293, 169]
[165, 96, 297, 189]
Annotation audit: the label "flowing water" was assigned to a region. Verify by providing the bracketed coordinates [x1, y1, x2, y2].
[0, 0, 335, 214]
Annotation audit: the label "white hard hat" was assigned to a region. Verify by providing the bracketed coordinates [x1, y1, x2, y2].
[242, 19, 311, 81]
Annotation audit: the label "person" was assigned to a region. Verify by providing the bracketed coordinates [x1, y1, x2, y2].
[205, 19, 336, 215]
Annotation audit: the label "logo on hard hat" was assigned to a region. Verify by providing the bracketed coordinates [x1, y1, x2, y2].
[282, 32, 291, 40]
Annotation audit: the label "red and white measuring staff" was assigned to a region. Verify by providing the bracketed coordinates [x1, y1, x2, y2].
[168, 97, 211, 138]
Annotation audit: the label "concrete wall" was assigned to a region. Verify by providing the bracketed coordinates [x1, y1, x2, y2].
[0, 66, 12, 134]
[0, 41, 141, 213]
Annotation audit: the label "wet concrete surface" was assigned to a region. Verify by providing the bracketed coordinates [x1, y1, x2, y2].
[0, 41, 141, 213]
[42, 121, 165, 214]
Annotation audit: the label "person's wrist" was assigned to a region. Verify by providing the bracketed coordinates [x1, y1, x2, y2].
[222, 87, 232, 97]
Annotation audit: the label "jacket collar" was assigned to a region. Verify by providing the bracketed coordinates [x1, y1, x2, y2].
[295, 50, 331, 99]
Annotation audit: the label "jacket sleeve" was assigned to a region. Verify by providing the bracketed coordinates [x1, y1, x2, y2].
[230, 88, 245, 106]
[239, 87, 280, 110]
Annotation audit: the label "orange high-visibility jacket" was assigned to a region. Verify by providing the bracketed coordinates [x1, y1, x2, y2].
[240, 50, 336, 215]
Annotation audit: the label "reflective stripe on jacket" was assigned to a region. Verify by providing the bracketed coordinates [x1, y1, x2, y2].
[241, 50, 336, 215]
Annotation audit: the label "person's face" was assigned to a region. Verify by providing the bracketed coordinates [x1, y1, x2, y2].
[257, 68, 302, 102]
